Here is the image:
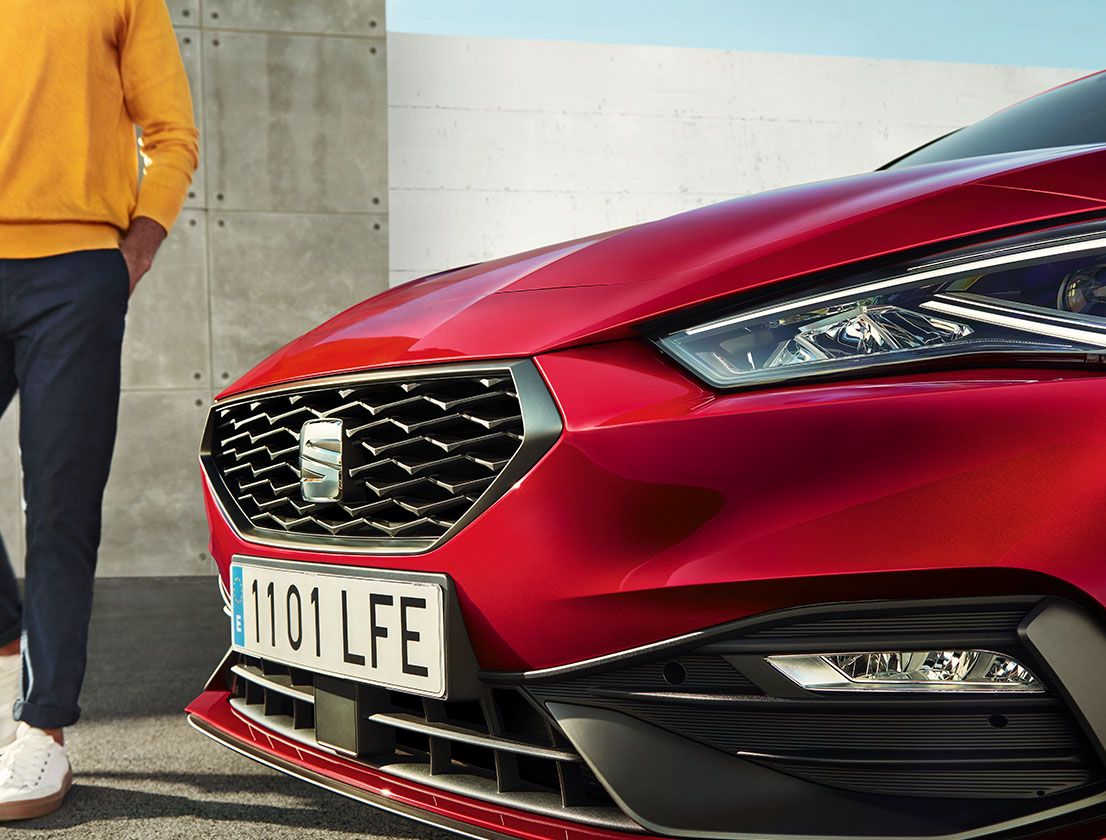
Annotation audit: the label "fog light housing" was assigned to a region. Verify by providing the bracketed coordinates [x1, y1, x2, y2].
[768, 650, 1043, 693]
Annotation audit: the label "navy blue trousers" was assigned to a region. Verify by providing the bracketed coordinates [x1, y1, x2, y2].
[0, 248, 128, 729]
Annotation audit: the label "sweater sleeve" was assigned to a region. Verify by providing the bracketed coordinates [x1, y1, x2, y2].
[120, 0, 200, 232]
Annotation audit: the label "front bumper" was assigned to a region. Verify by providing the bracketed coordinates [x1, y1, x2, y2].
[194, 341, 1106, 838]
[187, 693, 646, 840]
[189, 593, 1106, 840]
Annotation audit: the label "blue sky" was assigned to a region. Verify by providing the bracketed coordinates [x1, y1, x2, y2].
[386, 1, 1102, 68]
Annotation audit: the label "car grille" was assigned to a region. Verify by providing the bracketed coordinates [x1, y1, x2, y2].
[228, 654, 637, 832]
[202, 362, 558, 550]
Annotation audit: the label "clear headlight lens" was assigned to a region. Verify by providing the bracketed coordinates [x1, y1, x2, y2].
[656, 232, 1106, 388]
[768, 650, 1042, 693]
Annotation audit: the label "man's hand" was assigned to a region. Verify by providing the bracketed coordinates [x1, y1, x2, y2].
[119, 216, 167, 296]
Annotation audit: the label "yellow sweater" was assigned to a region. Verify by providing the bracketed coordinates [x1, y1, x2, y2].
[0, 0, 199, 258]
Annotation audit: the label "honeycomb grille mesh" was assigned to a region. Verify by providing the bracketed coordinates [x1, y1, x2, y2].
[209, 372, 524, 542]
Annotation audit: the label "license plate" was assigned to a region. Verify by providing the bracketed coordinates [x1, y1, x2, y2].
[230, 559, 446, 697]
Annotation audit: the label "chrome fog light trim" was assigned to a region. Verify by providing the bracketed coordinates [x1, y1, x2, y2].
[768, 649, 1044, 693]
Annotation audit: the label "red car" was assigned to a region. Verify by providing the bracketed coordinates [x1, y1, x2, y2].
[189, 71, 1106, 840]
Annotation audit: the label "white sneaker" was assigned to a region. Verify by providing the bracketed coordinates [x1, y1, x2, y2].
[0, 655, 18, 751]
[0, 723, 71, 821]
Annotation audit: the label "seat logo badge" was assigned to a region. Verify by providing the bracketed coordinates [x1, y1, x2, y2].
[299, 419, 344, 502]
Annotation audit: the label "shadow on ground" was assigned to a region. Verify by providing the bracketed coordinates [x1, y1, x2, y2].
[80, 576, 230, 719]
[8, 577, 451, 839]
[12, 777, 431, 838]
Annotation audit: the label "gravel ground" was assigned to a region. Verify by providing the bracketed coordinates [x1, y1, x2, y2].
[2, 577, 452, 840]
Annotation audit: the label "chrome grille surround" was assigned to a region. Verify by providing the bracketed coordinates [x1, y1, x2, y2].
[200, 360, 561, 554]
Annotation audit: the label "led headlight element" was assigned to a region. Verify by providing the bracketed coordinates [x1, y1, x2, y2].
[657, 231, 1106, 388]
[1058, 262, 1106, 316]
[768, 649, 1043, 693]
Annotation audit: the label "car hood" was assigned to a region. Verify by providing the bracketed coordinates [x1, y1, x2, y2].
[228, 144, 1106, 396]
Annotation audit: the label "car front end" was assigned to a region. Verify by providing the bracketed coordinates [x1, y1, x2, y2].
[189, 73, 1106, 840]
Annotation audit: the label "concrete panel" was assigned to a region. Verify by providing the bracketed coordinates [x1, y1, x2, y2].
[390, 107, 752, 194]
[166, 0, 200, 28]
[389, 34, 1081, 129]
[205, 0, 385, 37]
[388, 268, 425, 287]
[0, 401, 22, 578]
[780, 57, 1075, 129]
[744, 119, 965, 194]
[122, 210, 210, 390]
[204, 30, 387, 213]
[737, 53, 1082, 128]
[388, 34, 745, 118]
[99, 391, 211, 577]
[176, 29, 206, 208]
[209, 211, 387, 383]
[390, 188, 726, 277]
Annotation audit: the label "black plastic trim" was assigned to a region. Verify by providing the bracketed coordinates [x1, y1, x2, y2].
[481, 596, 1044, 685]
[519, 597, 1106, 830]
[1019, 597, 1106, 764]
[547, 701, 1106, 840]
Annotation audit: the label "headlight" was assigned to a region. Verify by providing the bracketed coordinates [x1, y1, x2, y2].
[655, 227, 1106, 389]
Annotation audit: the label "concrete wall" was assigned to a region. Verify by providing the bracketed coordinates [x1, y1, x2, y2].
[0, 0, 389, 577]
[388, 34, 1086, 285]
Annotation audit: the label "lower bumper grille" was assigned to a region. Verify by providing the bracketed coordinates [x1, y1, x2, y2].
[527, 599, 1106, 802]
[227, 654, 636, 832]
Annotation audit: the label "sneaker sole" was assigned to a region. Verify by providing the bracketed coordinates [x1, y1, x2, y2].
[0, 768, 72, 821]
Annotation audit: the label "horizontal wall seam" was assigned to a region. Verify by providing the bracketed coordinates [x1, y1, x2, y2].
[205, 209, 389, 218]
[201, 25, 385, 41]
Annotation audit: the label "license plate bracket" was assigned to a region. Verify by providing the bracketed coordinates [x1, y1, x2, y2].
[314, 674, 395, 756]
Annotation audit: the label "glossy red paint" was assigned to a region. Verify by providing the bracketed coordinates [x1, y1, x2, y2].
[186, 690, 662, 840]
[227, 145, 1106, 396]
[204, 339, 1106, 672]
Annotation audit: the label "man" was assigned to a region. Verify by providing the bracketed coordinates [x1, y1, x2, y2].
[0, 0, 198, 820]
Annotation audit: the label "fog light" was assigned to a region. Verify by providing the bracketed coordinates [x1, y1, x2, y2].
[767, 650, 1043, 693]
